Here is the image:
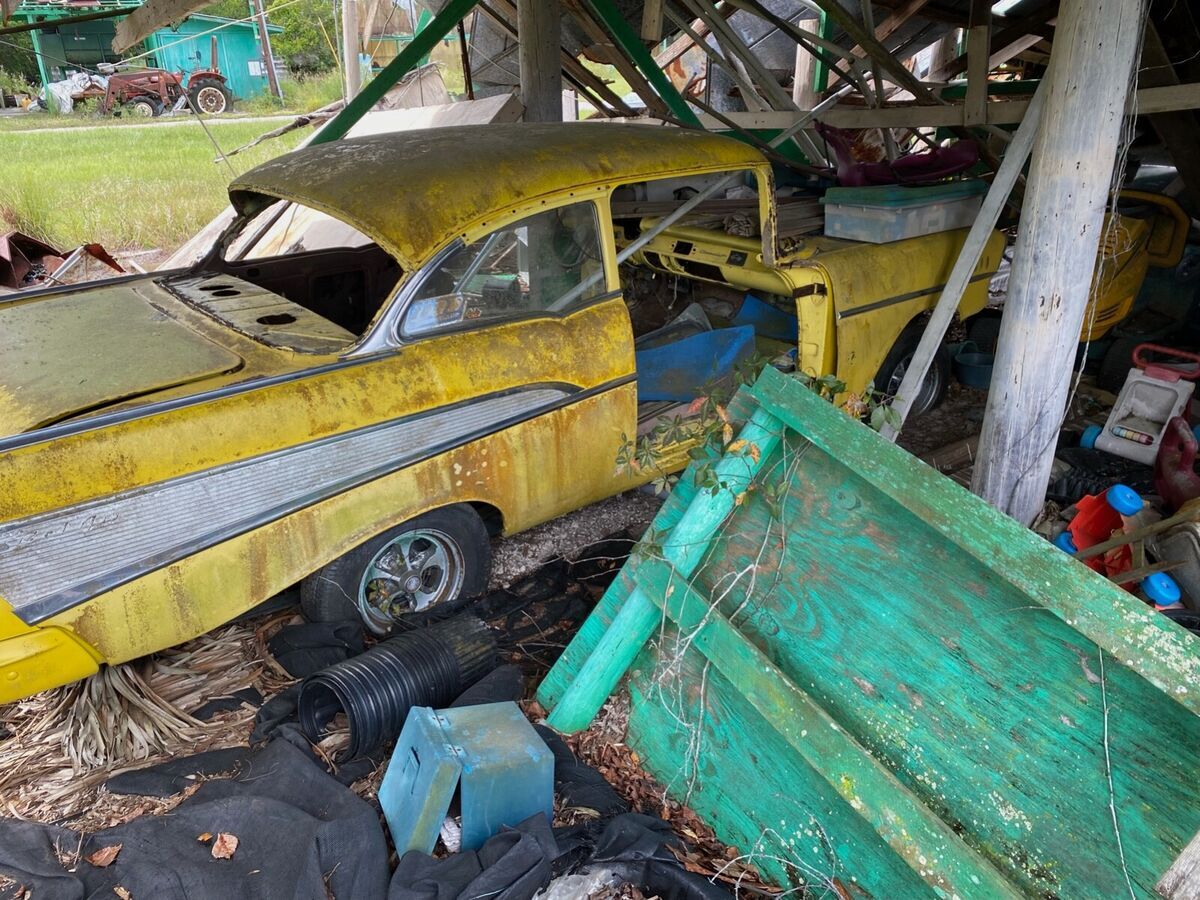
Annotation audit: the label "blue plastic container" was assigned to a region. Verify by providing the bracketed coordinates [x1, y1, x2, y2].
[378, 701, 554, 854]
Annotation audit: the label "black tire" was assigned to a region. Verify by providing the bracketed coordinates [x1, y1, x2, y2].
[188, 77, 232, 115]
[875, 320, 951, 416]
[1098, 337, 1141, 393]
[965, 310, 1003, 353]
[121, 96, 162, 118]
[300, 505, 490, 634]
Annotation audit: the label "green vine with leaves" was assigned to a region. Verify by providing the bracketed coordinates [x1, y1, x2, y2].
[616, 356, 901, 507]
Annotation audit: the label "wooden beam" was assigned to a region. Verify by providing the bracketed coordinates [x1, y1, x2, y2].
[847, 0, 933, 57]
[479, 0, 635, 116]
[114, 0, 209, 52]
[803, 0, 942, 105]
[342, 0, 362, 99]
[692, 82, 1200, 129]
[640, 0, 663, 43]
[517, 0, 562, 122]
[565, 0, 672, 119]
[652, 5, 735, 69]
[1140, 22, 1200, 211]
[309, 0, 480, 144]
[1159, 829, 1200, 899]
[928, 0, 1056, 81]
[880, 82, 1046, 440]
[972, 0, 1147, 525]
[963, 0, 990, 125]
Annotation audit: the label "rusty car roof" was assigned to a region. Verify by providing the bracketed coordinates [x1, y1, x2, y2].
[227, 123, 768, 268]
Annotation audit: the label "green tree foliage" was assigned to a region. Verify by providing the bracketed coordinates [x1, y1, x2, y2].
[202, 0, 338, 74]
[0, 33, 39, 86]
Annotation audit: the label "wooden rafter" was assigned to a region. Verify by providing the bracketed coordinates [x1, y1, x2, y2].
[847, 0, 934, 58]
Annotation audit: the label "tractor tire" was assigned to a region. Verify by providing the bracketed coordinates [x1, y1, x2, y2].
[189, 78, 232, 115]
[121, 96, 163, 118]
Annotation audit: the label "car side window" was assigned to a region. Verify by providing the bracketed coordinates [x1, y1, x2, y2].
[400, 201, 605, 338]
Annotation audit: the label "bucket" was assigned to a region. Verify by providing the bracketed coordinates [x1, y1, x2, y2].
[952, 341, 994, 389]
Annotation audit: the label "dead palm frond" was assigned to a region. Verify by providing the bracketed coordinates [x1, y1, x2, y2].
[0, 618, 296, 826]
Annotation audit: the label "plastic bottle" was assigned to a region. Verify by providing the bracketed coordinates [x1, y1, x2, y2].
[1141, 572, 1184, 611]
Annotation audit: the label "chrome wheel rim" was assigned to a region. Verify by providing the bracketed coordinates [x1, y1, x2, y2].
[357, 528, 464, 632]
[195, 86, 226, 114]
[887, 353, 941, 416]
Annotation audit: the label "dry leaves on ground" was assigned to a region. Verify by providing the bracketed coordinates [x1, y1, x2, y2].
[563, 695, 779, 895]
[86, 844, 122, 868]
[211, 833, 238, 859]
[0, 614, 296, 826]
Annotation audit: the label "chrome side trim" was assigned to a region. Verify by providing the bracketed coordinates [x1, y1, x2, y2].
[0, 383, 613, 625]
[836, 271, 995, 319]
[0, 355, 380, 455]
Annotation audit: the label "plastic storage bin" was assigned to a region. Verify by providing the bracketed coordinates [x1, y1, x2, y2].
[821, 180, 987, 244]
[378, 701, 554, 854]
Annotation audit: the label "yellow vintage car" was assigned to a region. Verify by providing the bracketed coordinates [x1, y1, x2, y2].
[0, 123, 1004, 702]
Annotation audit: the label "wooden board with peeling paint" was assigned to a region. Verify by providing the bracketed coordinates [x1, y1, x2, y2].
[541, 366, 1200, 897]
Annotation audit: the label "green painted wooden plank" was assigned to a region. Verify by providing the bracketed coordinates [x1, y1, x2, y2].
[684, 438, 1200, 896]
[633, 555, 1019, 898]
[624, 656, 938, 896]
[748, 365, 1200, 717]
[545, 404, 784, 732]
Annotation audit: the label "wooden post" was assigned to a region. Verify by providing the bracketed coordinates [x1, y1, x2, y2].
[341, 0, 361, 100]
[640, 0, 662, 43]
[251, 0, 281, 99]
[963, 0, 991, 125]
[792, 37, 817, 108]
[971, 0, 1147, 525]
[517, 0, 561, 122]
[929, 28, 960, 80]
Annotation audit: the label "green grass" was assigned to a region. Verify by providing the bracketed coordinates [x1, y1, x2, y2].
[238, 68, 346, 115]
[0, 119, 305, 250]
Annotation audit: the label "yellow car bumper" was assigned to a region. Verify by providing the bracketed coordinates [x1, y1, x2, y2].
[0, 619, 100, 702]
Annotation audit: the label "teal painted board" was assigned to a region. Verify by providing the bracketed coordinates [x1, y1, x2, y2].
[542, 366, 1200, 897]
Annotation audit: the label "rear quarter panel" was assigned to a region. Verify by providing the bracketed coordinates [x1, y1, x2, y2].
[0, 299, 635, 668]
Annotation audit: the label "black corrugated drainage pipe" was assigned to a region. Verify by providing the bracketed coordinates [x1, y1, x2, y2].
[298, 614, 497, 759]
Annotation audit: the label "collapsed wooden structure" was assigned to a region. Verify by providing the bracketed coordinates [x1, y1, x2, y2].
[541, 365, 1200, 896]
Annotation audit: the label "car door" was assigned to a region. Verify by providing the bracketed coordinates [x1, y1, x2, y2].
[386, 197, 639, 532]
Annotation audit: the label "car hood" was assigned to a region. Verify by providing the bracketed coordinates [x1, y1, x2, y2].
[0, 278, 243, 436]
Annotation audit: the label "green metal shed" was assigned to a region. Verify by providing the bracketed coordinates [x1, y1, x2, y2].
[149, 13, 281, 102]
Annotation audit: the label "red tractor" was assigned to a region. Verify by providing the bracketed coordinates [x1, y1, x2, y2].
[82, 37, 233, 117]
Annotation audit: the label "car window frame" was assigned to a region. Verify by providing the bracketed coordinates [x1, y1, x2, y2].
[389, 198, 615, 343]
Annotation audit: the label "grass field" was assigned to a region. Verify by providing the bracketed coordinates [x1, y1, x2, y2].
[0, 118, 305, 251]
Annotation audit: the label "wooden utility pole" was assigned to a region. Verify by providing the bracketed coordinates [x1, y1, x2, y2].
[971, 0, 1148, 525]
[517, 0, 561, 122]
[342, 0, 361, 100]
[251, 0, 282, 99]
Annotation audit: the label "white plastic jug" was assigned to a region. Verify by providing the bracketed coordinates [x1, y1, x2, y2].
[1083, 344, 1200, 465]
